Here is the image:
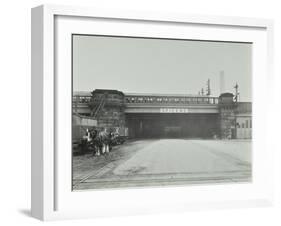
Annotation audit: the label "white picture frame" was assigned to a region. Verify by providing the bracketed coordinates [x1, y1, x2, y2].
[31, 4, 274, 221]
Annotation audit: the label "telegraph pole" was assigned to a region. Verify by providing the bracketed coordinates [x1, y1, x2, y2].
[234, 83, 239, 102]
[220, 71, 225, 94]
[201, 88, 204, 95]
[206, 79, 211, 96]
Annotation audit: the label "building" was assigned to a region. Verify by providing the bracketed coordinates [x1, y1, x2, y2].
[73, 89, 252, 139]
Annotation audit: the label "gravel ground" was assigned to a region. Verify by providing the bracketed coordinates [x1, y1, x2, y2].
[72, 140, 156, 187]
[73, 139, 251, 190]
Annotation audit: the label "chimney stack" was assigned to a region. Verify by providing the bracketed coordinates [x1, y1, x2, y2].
[220, 70, 225, 94]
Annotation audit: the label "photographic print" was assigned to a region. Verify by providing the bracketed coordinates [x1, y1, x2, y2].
[72, 34, 252, 190]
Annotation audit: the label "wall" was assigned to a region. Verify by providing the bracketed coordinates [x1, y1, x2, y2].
[219, 105, 236, 139]
[236, 115, 252, 139]
[0, 0, 281, 226]
[89, 90, 126, 128]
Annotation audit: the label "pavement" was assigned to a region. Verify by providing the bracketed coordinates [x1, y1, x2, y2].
[73, 139, 252, 190]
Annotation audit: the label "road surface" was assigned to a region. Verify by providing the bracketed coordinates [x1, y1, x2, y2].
[73, 139, 251, 190]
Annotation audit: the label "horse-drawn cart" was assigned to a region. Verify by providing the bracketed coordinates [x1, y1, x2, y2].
[73, 126, 128, 155]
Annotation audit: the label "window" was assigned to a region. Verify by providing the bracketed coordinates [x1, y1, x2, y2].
[246, 120, 248, 128]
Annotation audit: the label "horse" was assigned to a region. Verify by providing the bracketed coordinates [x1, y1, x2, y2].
[98, 130, 111, 155]
[88, 129, 103, 156]
[88, 128, 119, 156]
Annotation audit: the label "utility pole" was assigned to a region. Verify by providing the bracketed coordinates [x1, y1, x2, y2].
[206, 79, 211, 96]
[234, 83, 239, 102]
[201, 88, 204, 95]
[220, 71, 225, 94]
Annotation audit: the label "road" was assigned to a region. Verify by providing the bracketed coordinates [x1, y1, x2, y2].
[73, 139, 251, 190]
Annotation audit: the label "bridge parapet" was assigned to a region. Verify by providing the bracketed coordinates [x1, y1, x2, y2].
[72, 92, 220, 115]
[72, 93, 219, 105]
[73, 95, 91, 104]
[125, 94, 219, 105]
[72, 95, 91, 114]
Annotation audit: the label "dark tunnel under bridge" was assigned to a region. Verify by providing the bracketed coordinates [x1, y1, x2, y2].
[126, 113, 220, 139]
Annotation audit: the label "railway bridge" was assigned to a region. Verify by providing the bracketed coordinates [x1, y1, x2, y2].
[73, 89, 251, 139]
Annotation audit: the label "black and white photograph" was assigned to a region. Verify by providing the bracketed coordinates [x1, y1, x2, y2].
[72, 34, 252, 190]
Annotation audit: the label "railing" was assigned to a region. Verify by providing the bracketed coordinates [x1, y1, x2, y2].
[72, 94, 219, 105]
[125, 95, 219, 105]
[72, 95, 91, 104]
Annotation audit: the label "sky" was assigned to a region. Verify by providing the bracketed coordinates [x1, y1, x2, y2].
[73, 35, 252, 101]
